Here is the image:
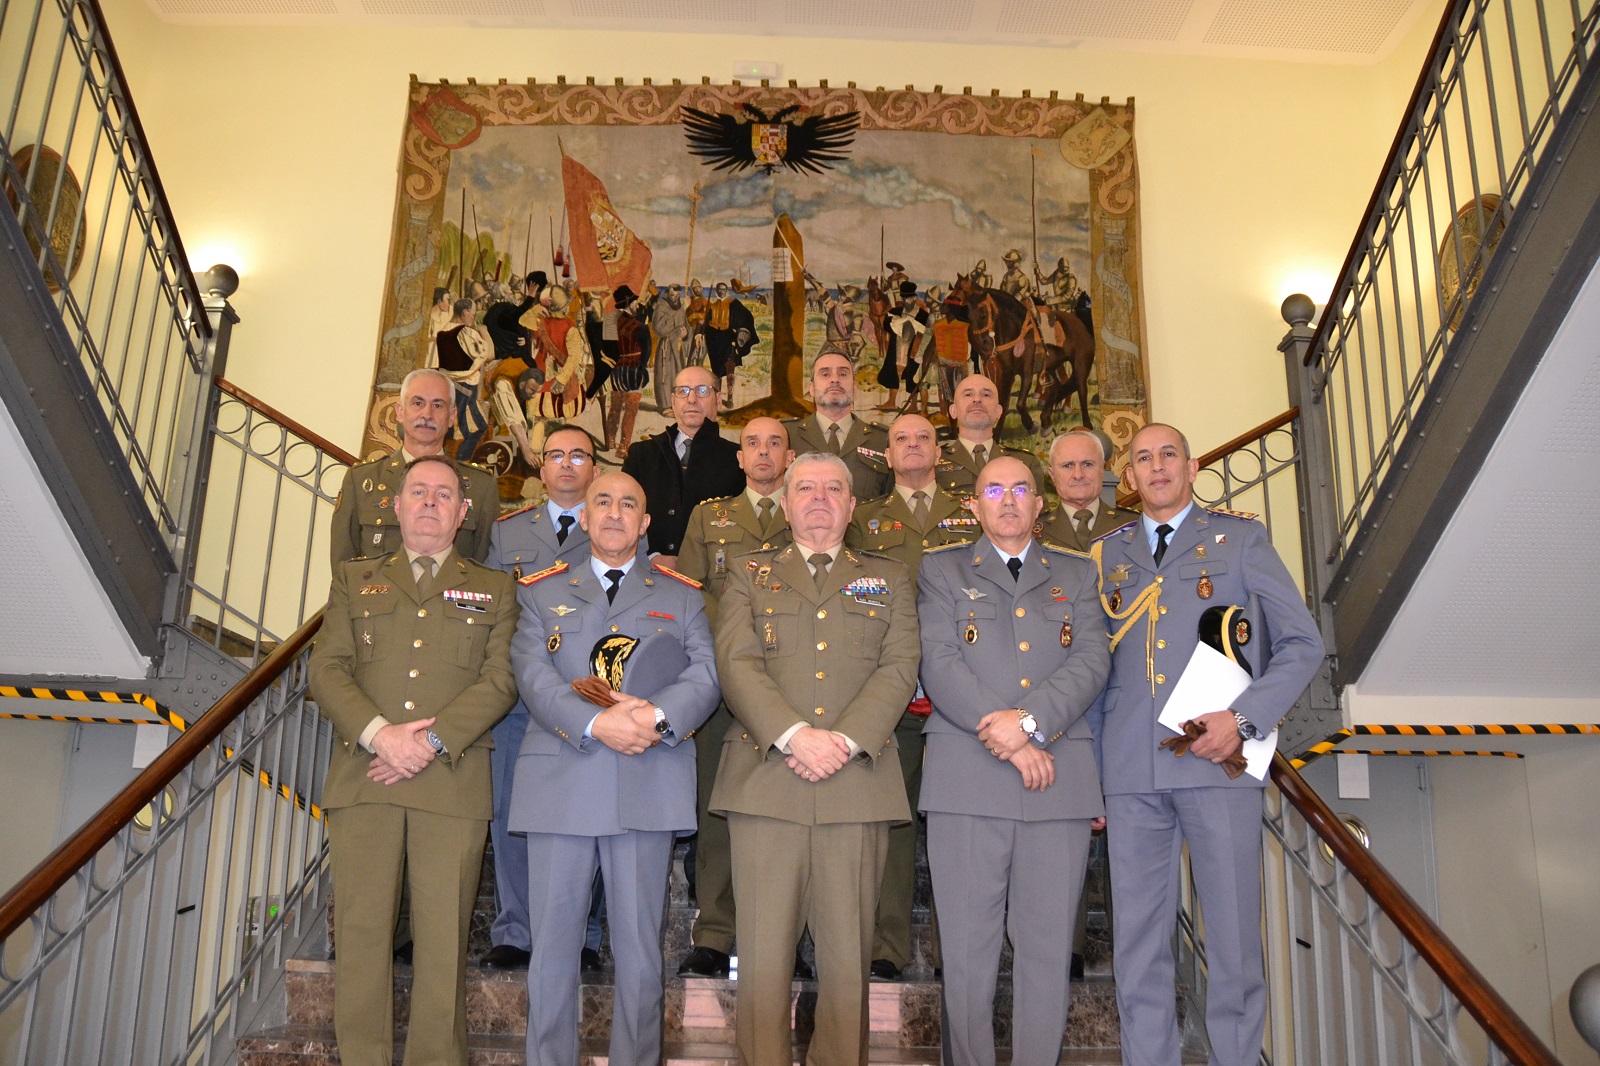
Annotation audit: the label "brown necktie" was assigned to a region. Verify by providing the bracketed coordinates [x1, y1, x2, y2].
[973, 444, 987, 467]
[809, 552, 832, 582]
[1073, 508, 1094, 532]
[826, 422, 842, 454]
[757, 497, 776, 535]
[911, 490, 931, 530]
[412, 555, 437, 590]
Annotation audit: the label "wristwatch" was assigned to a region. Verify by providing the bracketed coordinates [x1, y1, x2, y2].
[1232, 712, 1261, 741]
[426, 730, 447, 755]
[653, 706, 671, 735]
[1017, 710, 1044, 745]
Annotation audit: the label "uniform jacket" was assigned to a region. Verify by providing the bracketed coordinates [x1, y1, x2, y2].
[917, 539, 1110, 821]
[486, 500, 592, 580]
[936, 439, 1050, 503]
[621, 423, 745, 556]
[782, 415, 892, 500]
[677, 492, 793, 612]
[330, 450, 499, 565]
[846, 486, 980, 590]
[710, 545, 919, 826]
[310, 551, 519, 817]
[1091, 508, 1323, 794]
[507, 554, 720, 837]
[1037, 500, 1141, 552]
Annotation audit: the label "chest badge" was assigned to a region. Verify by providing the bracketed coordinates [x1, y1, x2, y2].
[1194, 545, 1207, 559]
[763, 621, 778, 652]
[1061, 621, 1073, 647]
[961, 587, 986, 600]
[1109, 563, 1132, 583]
[362, 478, 374, 492]
[512, 564, 523, 580]
[1197, 576, 1214, 600]
[547, 632, 562, 653]
[714, 547, 726, 575]
[1108, 589, 1123, 612]
[550, 604, 578, 616]
[964, 622, 979, 645]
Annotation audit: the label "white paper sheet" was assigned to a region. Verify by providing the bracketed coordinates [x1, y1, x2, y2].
[1157, 643, 1278, 780]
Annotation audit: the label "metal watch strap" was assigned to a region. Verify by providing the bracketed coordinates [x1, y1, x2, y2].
[653, 706, 670, 735]
[1232, 712, 1258, 740]
[426, 730, 447, 755]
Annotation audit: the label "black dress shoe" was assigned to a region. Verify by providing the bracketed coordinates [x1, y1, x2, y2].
[677, 946, 731, 976]
[482, 945, 531, 971]
[869, 959, 901, 981]
[393, 941, 413, 965]
[1070, 953, 1085, 981]
[581, 947, 604, 973]
[793, 952, 815, 980]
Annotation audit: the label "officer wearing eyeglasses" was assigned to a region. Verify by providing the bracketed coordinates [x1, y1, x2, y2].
[917, 456, 1110, 1066]
[622, 366, 744, 568]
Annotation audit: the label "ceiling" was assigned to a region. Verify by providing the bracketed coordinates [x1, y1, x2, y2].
[140, 0, 1437, 64]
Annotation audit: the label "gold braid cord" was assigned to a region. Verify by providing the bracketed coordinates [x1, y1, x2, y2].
[1091, 539, 1161, 696]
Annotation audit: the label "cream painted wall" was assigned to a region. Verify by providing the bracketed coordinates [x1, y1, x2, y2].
[98, 0, 1439, 458]
[0, 718, 74, 895]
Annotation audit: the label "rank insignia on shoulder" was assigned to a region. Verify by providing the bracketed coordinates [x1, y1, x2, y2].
[519, 561, 569, 585]
[652, 562, 703, 589]
[1208, 506, 1259, 521]
[497, 502, 536, 522]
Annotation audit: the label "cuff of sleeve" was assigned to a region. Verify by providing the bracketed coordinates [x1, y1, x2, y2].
[775, 723, 804, 754]
[359, 715, 392, 753]
[585, 713, 600, 739]
[840, 735, 862, 758]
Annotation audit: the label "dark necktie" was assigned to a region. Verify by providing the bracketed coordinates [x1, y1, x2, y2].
[1073, 508, 1094, 532]
[556, 513, 575, 545]
[973, 444, 987, 468]
[911, 490, 931, 530]
[826, 422, 842, 454]
[678, 434, 692, 473]
[809, 552, 831, 585]
[604, 568, 625, 603]
[757, 497, 776, 536]
[1006, 556, 1022, 582]
[1154, 523, 1173, 565]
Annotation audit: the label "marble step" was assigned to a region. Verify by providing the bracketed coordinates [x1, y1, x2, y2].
[284, 957, 1122, 1050]
[238, 1026, 1147, 1064]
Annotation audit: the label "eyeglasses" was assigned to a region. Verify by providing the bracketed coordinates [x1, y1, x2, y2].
[979, 484, 1035, 501]
[672, 385, 717, 398]
[542, 449, 593, 466]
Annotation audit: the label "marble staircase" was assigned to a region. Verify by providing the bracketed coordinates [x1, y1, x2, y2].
[237, 831, 1141, 1064]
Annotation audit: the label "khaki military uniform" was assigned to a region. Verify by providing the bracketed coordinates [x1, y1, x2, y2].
[936, 438, 1050, 502]
[783, 413, 892, 500]
[845, 486, 979, 969]
[310, 551, 519, 1066]
[674, 490, 794, 956]
[330, 449, 499, 565]
[1037, 498, 1140, 552]
[710, 544, 919, 1066]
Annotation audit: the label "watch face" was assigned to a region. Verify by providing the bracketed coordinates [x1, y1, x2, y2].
[655, 719, 670, 734]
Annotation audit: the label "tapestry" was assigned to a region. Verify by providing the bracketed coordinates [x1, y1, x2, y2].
[366, 77, 1150, 498]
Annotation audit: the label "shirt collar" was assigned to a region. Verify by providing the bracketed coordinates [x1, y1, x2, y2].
[745, 487, 782, 509]
[404, 545, 454, 568]
[545, 499, 584, 523]
[817, 411, 854, 436]
[1142, 502, 1195, 547]
[896, 483, 936, 506]
[589, 555, 636, 581]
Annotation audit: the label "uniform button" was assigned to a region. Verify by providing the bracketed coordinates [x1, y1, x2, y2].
[409, 669, 419, 678]
[814, 707, 825, 716]
[1015, 607, 1026, 618]
[1156, 673, 1167, 684]
[868, 609, 877, 617]
[668, 509, 677, 516]
[766, 607, 774, 615]
[611, 625, 620, 633]
[1155, 575, 1164, 584]
[413, 639, 423, 648]
[763, 542, 772, 549]
[375, 518, 383, 525]
[404, 701, 415, 711]
[1018, 641, 1030, 651]
[1020, 678, 1031, 688]
[467, 618, 474, 625]
[417, 609, 427, 618]
[816, 671, 826, 680]
[364, 610, 371, 618]
[1159, 606, 1167, 615]
[922, 539, 930, 547]
[1156, 639, 1166, 649]
[741, 732, 749, 740]
[817, 609, 827, 619]
[817, 641, 827, 651]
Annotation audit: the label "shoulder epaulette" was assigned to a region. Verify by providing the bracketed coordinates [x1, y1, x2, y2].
[699, 493, 738, 506]
[1207, 506, 1259, 521]
[923, 540, 969, 555]
[1040, 539, 1089, 558]
[652, 562, 703, 589]
[518, 560, 569, 586]
[1094, 521, 1138, 542]
[496, 502, 537, 522]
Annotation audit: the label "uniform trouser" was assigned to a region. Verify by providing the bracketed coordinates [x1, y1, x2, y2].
[488, 704, 530, 950]
[927, 812, 1090, 1066]
[871, 712, 926, 966]
[329, 804, 487, 1066]
[728, 814, 888, 1066]
[689, 704, 737, 953]
[1106, 788, 1266, 1066]
[525, 829, 674, 1066]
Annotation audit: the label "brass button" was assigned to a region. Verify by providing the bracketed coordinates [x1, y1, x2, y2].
[1156, 639, 1167, 649]
[1015, 607, 1026, 618]
[363, 610, 371, 618]
[1200, 568, 1208, 575]
[1019, 678, 1031, 688]
[409, 669, 419, 678]
[1155, 575, 1164, 584]
[763, 542, 772, 549]
[375, 518, 383, 525]
[1018, 641, 1030, 651]
[868, 609, 877, 617]
[1156, 673, 1167, 684]
[741, 732, 749, 739]
[766, 607, 774, 614]
[611, 625, 620, 632]
[413, 639, 423, 648]
[816, 609, 827, 619]
[1159, 606, 1167, 615]
[466, 618, 474, 625]
[404, 701, 415, 711]
[816, 642, 827, 651]
[814, 707, 825, 716]
[417, 609, 427, 618]
[816, 671, 826, 680]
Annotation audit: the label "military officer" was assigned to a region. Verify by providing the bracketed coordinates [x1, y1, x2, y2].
[710, 452, 920, 1066]
[480, 424, 599, 971]
[1038, 429, 1139, 550]
[675, 416, 795, 978]
[918, 456, 1109, 1066]
[330, 368, 499, 565]
[1092, 423, 1322, 1066]
[783, 351, 892, 500]
[936, 373, 1048, 501]
[509, 471, 720, 1066]
[845, 413, 980, 981]
[310, 454, 519, 1066]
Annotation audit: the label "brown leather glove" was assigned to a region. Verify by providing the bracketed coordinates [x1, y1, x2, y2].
[571, 676, 617, 710]
[1159, 719, 1248, 780]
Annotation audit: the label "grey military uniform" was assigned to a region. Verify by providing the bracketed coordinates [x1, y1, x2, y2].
[330, 449, 499, 565]
[1037, 499, 1140, 552]
[918, 538, 1110, 1066]
[1092, 507, 1322, 1066]
[482, 500, 593, 954]
[509, 553, 720, 1066]
[783, 414, 892, 500]
[936, 438, 1050, 503]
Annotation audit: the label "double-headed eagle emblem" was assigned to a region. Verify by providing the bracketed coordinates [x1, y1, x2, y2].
[681, 103, 861, 176]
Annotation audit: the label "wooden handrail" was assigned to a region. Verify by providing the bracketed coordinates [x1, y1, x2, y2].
[1270, 752, 1562, 1065]
[214, 377, 360, 466]
[1116, 407, 1301, 509]
[0, 610, 324, 943]
[1303, 0, 1465, 366]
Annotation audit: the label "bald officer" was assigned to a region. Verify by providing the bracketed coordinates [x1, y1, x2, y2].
[330, 368, 499, 565]
[1093, 423, 1322, 1066]
[845, 413, 979, 980]
[711, 452, 920, 1066]
[935, 373, 1048, 501]
[918, 457, 1109, 1066]
[783, 351, 892, 500]
[510, 471, 720, 1066]
[1037, 429, 1139, 550]
[311, 455, 519, 1066]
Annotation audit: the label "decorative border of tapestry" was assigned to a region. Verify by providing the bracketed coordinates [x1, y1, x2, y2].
[365, 77, 1150, 466]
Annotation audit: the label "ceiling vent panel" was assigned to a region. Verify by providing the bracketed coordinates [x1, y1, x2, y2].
[569, 0, 753, 20]
[362, 0, 545, 14]
[996, 0, 1193, 41]
[786, 0, 974, 33]
[1204, 0, 1411, 52]
[155, 0, 335, 13]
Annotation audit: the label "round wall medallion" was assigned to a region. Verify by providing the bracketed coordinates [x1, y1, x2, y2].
[1438, 194, 1504, 332]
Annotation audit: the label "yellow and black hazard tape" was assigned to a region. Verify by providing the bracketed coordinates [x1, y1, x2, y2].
[0, 685, 324, 822]
[1291, 723, 1599, 768]
[1332, 748, 1524, 758]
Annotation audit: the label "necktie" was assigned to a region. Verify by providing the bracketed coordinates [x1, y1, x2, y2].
[1073, 508, 1094, 532]
[757, 497, 776, 535]
[604, 568, 625, 604]
[678, 434, 692, 473]
[412, 555, 437, 586]
[809, 552, 831, 581]
[556, 513, 575, 545]
[1006, 556, 1022, 582]
[973, 444, 987, 468]
[911, 490, 931, 529]
[1154, 523, 1173, 565]
[826, 422, 841, 454]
